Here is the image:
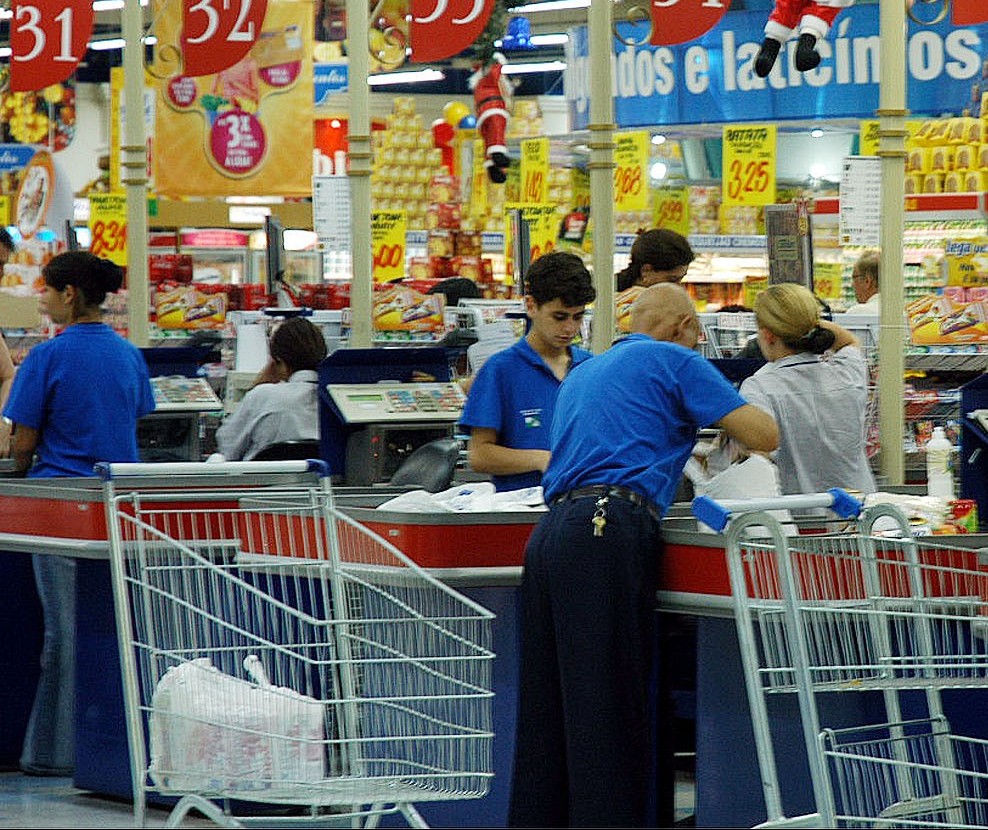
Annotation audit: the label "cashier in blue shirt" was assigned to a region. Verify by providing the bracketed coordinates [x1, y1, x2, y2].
[459, 251, 596, 492]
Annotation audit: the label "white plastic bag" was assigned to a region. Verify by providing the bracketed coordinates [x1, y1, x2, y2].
[149, 656, 325, 794]
[693, 454, 795, 536]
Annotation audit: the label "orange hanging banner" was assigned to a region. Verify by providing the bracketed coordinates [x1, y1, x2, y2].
[9, 0, 94, 92]
[953, 0, 988, 25]
[650, 0, 730, 46]
[182, 0, 269, 77]
[409, 0, 497, 63]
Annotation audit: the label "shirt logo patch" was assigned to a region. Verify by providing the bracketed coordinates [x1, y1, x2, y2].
[522, 409, 542, 428]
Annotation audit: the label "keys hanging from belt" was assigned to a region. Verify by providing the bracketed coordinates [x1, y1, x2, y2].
[592, 495, 608, 537]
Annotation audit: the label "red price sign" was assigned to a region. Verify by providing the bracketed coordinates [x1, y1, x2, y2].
[650, 0, 731, 46]
[88, 193, 128, 267]
[10, 0, 94, 92]
[722, 124, 776, 207]
[181, 0, 268, 78]
[653, 187, 690, 236]
[410, 0, 497, 63]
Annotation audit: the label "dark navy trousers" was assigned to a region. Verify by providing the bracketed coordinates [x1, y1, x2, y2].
[508, 495, 662, 828]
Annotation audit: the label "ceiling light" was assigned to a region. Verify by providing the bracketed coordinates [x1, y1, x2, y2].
[530, 33, 569, 47]
[809, 163, 827, 179]
[93, 0, 149, 9]
[650, 161, 668, 181]
[651, 134, 667, 145]
[368, 68, 445, 86]
[502, 60, 566, 75]
[515, 0, 590, 12]
[810, 128, 824, 138]
[89, 38, 126, 50]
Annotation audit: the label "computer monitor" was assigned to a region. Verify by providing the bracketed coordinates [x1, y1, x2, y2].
[264, 215, 286, 297]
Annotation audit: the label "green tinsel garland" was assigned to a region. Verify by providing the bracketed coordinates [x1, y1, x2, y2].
[472, 0, 527, 65]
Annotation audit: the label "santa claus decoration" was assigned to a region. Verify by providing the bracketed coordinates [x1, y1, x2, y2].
[754, 0, 854, 78]
[470, 53, 512, 184]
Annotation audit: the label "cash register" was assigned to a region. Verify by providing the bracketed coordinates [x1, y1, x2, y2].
[326, 381, 465, 486]
[139, 376, 224, 462]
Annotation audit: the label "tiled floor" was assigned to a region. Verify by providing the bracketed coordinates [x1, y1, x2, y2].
[0, 771, 696, 828]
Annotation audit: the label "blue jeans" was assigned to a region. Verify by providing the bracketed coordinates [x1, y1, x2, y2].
[20, 554, 76, 774]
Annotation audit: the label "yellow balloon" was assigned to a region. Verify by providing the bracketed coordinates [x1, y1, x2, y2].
[443, 101, 471, 128]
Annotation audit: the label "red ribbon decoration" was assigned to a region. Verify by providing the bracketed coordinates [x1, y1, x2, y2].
[953, 0, 988, 26]
[181, 0, 269, 78]
[650, 0, 731, 47]
[409, 0, 497, 63]
[10, 0, 94, 92]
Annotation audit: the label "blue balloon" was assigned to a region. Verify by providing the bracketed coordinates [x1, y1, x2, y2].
[458, 114, 477, 129]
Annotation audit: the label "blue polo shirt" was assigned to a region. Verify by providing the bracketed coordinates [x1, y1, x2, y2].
[542, 333, 747, 513]
[459, 337, 592, 491]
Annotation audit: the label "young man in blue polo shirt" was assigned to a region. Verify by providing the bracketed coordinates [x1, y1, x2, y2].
[459, 251, 596, 492]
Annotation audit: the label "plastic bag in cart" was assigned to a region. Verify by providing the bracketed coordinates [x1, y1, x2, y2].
[148, 656, 325, 795]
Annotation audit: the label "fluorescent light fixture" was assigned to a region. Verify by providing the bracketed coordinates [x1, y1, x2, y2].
[502, 60, 566, 75]
[515, 0, 590, 12]
[0, 9, 10, 19]
[369, 68, 445, 86]
[530, 33, 569, 46]
[89, 38, 125, 50]
[810, 128, 824, 138]
[93, 0, 149, 10]
[0, 46, 10, 58]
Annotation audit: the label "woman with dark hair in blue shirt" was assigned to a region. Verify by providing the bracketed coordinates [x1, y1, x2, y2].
[5, 251, 155, 775]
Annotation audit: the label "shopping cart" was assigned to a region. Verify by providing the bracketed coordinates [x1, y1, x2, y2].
[693, 490, 988, 829]
[99, 460, 495, 829]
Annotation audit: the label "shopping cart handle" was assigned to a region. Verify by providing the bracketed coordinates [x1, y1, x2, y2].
[691, 487, 862, 533]
[95, 459, 331, 480]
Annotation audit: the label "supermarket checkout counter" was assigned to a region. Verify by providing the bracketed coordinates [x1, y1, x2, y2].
[5, 477, 988, 827]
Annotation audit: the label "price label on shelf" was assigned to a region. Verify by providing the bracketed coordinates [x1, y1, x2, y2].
[88, 192, 128, 266]
[813, 260, 844, 300]
[652, 186, 690, 237]
[722, 124, 776, 208]
[371, 209, 406, 283]
[520, 137, 549, 205]
[613, 131, 649, 212]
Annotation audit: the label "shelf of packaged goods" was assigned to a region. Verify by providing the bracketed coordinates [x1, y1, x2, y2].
[905, 351, 988, 372]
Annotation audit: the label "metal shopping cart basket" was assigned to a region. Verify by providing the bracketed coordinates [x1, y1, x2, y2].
[693, 490, 988, 829]
[99, 460, 495, 829]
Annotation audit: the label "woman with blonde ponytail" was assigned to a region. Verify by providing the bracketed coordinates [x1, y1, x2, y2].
[740, 282, 875, 498]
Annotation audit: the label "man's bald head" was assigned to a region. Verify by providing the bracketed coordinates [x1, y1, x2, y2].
[630, 283, 699, 348]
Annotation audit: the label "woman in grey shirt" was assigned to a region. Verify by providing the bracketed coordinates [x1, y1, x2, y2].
[740, 283, 876, 498]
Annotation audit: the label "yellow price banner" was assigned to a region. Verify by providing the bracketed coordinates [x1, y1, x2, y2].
[743, 274, 769, 309]
[813, 260, 844, 300]
[944, 237, 988, 286]
[520, 137, 549, 204]
[505, 202, 558, 280]
[469, 137, 488, 219]
[88, 192, 128, 266]
[613, 131, 649, 212]
[723, 124, 776, 207]
[371, 210, 407, 283]
[652, 186, 690, 237]
[0, 196, 11, 228]
[862, 119, 925, 155]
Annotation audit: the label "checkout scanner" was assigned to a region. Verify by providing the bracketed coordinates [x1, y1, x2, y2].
[318, 347, 465, 485]
[139, 346, 224, 462]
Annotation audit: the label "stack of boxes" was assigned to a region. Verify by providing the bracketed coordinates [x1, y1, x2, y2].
[906, 117, 988, 195]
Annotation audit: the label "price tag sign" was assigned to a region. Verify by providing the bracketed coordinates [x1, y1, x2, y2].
[10, 0, 94, 91]
[371, 209, 406, 283]
[722, 124, 776, 208]
[859, 120, 880, 157]
[504, 202, 558, 280]
[813, 260, 844, 300]
[613, 131, 649, 212]
[652, 186, 690, 236]
[469, 137, 488, 219]
[181, 0, 268, 78]
[88, 192, 128, 266]
[0, 196, 11, 228]
[743, 274, 769, 310]
[520, 137, 549, 205]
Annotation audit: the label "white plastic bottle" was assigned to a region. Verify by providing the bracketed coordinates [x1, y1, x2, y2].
[926, 426, 955, 500]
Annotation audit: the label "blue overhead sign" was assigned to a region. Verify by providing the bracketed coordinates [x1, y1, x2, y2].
[565, 7, 988, 129]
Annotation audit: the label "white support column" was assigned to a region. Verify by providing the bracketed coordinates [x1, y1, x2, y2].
[122, 0, 149, 346]
[345, 0, 373, 348]
[588, 0, 615, 354]
[877, 0, 908, 485]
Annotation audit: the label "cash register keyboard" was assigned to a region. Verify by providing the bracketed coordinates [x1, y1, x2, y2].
[385, 387, 463, 414]
[151, 376, 225, 411]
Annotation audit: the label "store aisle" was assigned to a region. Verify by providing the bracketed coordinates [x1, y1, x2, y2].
[0, 770, 697, 827]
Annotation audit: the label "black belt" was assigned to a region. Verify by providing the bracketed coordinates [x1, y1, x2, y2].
[551, 485, 661, 522]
